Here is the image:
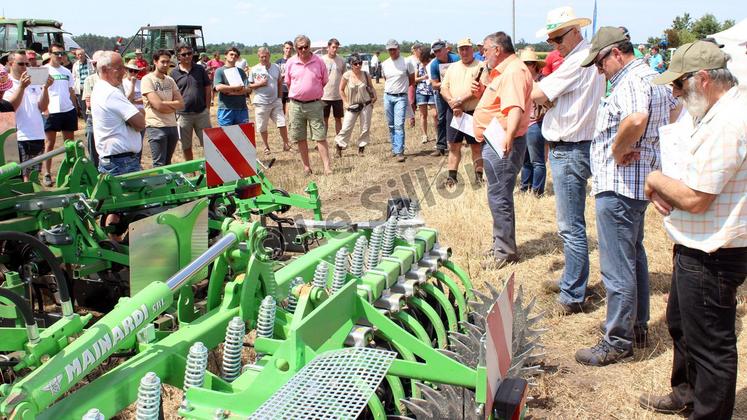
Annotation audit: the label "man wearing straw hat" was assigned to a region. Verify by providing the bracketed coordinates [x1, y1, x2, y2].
[574, 27, 676, 367]
[531, 6, 606, 314]
[640, 41, 746, 419]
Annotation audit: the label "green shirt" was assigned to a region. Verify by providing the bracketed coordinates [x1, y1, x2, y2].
[213, 66, 248, 110]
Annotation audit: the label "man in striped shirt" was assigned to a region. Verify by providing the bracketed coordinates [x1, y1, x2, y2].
[531, 7, 606, 314]
[640, 41, 746, 419]
[574, 27, 676, 367]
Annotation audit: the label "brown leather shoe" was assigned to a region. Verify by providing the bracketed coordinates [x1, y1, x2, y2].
[430, 149, 446, 157]
[638, 392, 692, 415]
[542, 279, 561, 294]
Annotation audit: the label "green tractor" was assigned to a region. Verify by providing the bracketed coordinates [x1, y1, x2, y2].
[0, 18, 68, 56]
[119, 24, 206, 62]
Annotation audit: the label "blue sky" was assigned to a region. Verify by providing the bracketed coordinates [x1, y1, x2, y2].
[4, 0, 739, 45]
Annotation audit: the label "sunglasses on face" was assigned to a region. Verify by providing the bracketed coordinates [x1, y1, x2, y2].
[128, 69, 139, 73]
[351, 61, 362, 66]
[52, 51, 65, 57]
[595, 49, 612, 69]
[179, 52, 193, 57]
[16, 62, 28, 66]
[296, 45, 309, 51]
[672, 73, 695, 89]
[547, 28, 574, 44]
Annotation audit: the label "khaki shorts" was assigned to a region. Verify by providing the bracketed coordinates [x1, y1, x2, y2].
[176, 108, 211, 149]
[288, 99, 325, 142]
[254, 99, 287, 132]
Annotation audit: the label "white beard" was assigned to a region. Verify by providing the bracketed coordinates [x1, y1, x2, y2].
[683, 79, 709, 120]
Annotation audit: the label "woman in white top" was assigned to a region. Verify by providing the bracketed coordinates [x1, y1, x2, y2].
[334, 54, 376, 156]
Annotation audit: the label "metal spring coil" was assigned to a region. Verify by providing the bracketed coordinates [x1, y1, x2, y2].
[81, 408, 105, 420]
[221, 317, 245, 382]
[136, 372, 161, 420]
[367, 225, 384, 271]
[350, 236, 368, 278]
[286, 276, 305, 313]
[331, 247, 349, 293]
[312, 261, 329, 290]
[382, 215, 398, 257]
[183, 342, 208, 391]
[256, 296, 276, 339]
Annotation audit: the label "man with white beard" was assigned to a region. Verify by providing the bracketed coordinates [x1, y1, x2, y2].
[640, 41, 747, 419]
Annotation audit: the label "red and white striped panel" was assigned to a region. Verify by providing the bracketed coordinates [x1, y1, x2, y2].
[203, 123, 257, 187]
[484, 273, 515, 420]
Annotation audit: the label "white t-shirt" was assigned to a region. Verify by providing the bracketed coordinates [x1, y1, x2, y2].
[236, 58, 248, 72]
[248, 63, 281, 105]
[7, 78, 45, 141]
[121, 78, 144, 110]
[45, 64, 75, 114]
[381, 57, 415, 95]
[91, 80, 142, 158]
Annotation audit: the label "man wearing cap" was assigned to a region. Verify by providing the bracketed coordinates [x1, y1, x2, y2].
[4, 50, 54, 181]
[640, 41, 746, 419]
[473, 43, 485, 62]
[472, 31, 533, 268]
[134, 49, 148, 79]
[573, 27, 676, 367]
[381, 39, 415, 162]
[171, 43, 212, 162]
[429, 40, 460, 157]
[440, 38, 483, 186]
[285, 34, 332, 175]
[72, 48, 93, 117]
[531, 6, 606, 314]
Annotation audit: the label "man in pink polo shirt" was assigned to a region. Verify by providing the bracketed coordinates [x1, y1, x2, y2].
[285, 34, 331, 175]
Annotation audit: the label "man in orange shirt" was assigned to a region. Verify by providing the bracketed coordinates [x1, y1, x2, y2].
[473, 31, 534, 268]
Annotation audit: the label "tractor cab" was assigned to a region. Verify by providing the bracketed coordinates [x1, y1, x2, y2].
[121, 25, 205, 62]
[0, 18, 67, 55]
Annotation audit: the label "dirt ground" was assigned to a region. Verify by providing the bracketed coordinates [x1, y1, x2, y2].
[53, 81, 747, 419]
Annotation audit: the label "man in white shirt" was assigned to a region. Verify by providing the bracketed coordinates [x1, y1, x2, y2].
[43, 42, 80, 186]
[91, 51, 146, 176]
[4, 50, 52, 181]
[248, 47, 290, 153]
[530, 6, 606, 314]
[381, 39, 415, 162]
[370, 51, 381, 83]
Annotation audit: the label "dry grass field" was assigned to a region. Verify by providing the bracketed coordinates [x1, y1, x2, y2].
[66, 80, 746, 419]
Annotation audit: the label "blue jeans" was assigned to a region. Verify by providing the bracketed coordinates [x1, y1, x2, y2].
[217, 108, 249, 126]
[520, 123, 546, 195]
[549, 141, 591, 305]
[384, 93, 407, 154]
[482, 136, 527, 260]
[98, 153, 141, 176]
[85, 115, 99, 168]
[596, 191, 649, 351]
[434, 92, 449, 151]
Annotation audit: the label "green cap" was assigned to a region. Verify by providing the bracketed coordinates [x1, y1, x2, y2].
[580, 26, 628, 67]
[652, 41, 728, 85]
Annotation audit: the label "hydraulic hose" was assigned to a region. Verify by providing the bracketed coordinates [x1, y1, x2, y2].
[0, 288, 35, 328]
[0, 231, 73, 317]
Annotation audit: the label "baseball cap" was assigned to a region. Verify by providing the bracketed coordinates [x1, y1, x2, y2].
[580, 26, 628, 67]
[653, 41, 728, 85]
[386, 39, 399, 49]
[431, 40, 446, 53]
[457, 38, 473, 48]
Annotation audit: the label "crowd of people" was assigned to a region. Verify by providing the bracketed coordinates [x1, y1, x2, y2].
[0, 5, 745, 419]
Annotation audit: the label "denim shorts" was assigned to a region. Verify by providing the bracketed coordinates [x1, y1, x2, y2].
[415, 92, 435, 106]
[217, 108, 250, 126]
[98, 153, 142, 176]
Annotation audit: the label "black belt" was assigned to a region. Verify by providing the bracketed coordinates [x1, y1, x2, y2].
[549, 140, 591, 147]
[290, 98, 320, 104]
[386, 92, 408, 96]
[674, 244, 747, 258]
[103, 152, 136, 159]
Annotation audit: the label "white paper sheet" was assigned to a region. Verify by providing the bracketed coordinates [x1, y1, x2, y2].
[483, 117, 506, 158]
[449, 112, 475, 138]
[658, 122, 689, 181]
[27, 67, 49, 86]
[224, 67, 244, 87]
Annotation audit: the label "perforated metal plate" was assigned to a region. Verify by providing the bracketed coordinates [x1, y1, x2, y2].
[249, 347, 396, 420]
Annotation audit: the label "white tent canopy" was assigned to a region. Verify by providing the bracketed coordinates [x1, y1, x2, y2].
[710, 18, 747, 86]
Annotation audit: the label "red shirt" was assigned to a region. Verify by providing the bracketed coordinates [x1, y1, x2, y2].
[542, 50, 564, 76]
[135, 57, 149, 79]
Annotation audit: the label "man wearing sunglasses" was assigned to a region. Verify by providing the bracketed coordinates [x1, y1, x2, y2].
[573, 27, 676, 367]
[640, 41, 746, 419]
[171, 43, 212, 162]
[42, 42, 80, 187]
[530, 6, 605, 315]
[4, 50, 54, 181]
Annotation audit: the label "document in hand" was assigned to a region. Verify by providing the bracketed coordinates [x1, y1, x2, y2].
[483, 117, 507, 158]
[658, 122, 690, 181]
[27, 67, 49, 86]
[224, 67, 244, 87]
[449, 113, 475, 138]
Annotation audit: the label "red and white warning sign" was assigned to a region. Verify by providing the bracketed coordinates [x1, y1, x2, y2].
[484, 273, 515, 419]
[203, 123, 257, 187]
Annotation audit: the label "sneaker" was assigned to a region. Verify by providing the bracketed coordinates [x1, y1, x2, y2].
[396, 154, 406, 163]
[441, 177, 457, 189]
[575, 339, 633, 366]
[430, 149, 446, 157]
[598, 322, 650, 349]
[42, 173, 53, 187]
[421, 135, 428, 144]
[638, 392, 692, 415]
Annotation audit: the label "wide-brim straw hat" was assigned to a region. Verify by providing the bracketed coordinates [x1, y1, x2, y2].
[124, 59, 145, 71]
[518, 48, 546, 68]
[536, 6, 592, 38]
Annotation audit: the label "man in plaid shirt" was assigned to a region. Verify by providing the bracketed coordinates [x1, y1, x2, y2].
[574, 27, 676, 367]
[640, 41, 746, 419]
